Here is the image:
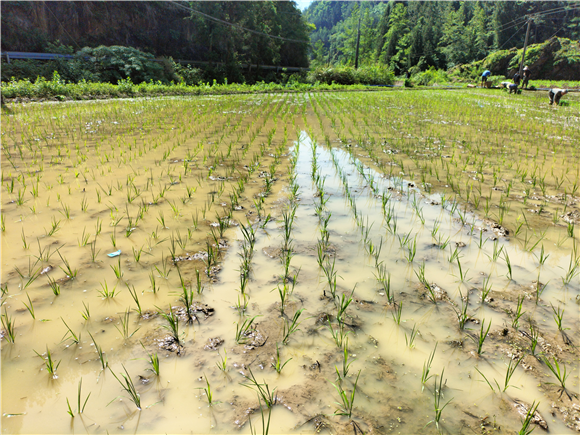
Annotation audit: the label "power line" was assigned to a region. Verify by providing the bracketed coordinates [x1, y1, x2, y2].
[167, 1, 310, 44]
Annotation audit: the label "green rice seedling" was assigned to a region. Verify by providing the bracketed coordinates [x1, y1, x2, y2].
[543, 356, 573, 400]
[89, 239, 100, 263]
[453, 290, 469, 330]
[511, 296, 525, 329]
[66, 378, 91, 417]
[562, 249, 580, 285]
[550, 303, 568, 331]
[481, 275, 492, 303]
[392, 302, 403, 325]
[336, 287, 355, 323]
[502, 356, 524, 392]
[421, 343, 437, 391]
[428, 368, 453, 431]
[271, 343, 292, 374]
[503, 251, 513, 280]
[374, 264, 393, 302]
[109, 365, 141, 410]
[80, 196, 88, 212]
[471, 318, 491, 355]
[138, 343, 160, 376]
[34, 346, 61, 379]
[157, 307, 181, 345]
[194, 269, 204, 294]
[536, 244, 550, 266]
[476, 230, 487, 249]
[57, 250, 78, 279]
[59, 202, 71, 219]
[88, 332, 107, 370]
[235, 293, 250, 313]
[567, 222, 574, 238]
[45, 216, 61, 236]
[98, 280, 119, 298]
[21, 228, 29, 250]
[1, 214, 5, 232]
[405, 323, 419, 348]
[327, 318, 348, 348]
[331, 369, 360, 419]
[489, 240, 504, 262]
[22, 292, 35, 319]
[94, 217, 102, 236]
[1, 309, 16, 343]
[339, 338, 355, 379]
[448, 245, 461, 264]
[198, 374, 216, 405]
[80, 302, 90, 321]
[149, 269, 158, 293]
[235, 315, 258, 344]
[456, 256, 470, 283]
[126, 283, 142, 316]
[518, 401, 540, 435]
[241, 368, 277, 409]
[110, 257, 123, 279]
[115, 309, 140, 339]
[216, 349, 227, 372]
[77, 227, 90, 247]
[61, 318, 81, 345]
[282, 308, 304, 345]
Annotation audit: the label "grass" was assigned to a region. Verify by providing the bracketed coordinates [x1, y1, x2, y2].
[331, 369, 361, 419]
[235, 315, 258, 344]
[34, 346, 61, 379]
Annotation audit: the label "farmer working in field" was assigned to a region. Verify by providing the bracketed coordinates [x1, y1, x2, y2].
[522, 66, 531, 89]
[549, 88, 568, 105]
[481, 70, 491, 87]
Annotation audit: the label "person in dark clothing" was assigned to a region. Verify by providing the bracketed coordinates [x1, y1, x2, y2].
[549, 88, 568, 105]
[513, 72, 521, 86]
[522, 66, 531, 89]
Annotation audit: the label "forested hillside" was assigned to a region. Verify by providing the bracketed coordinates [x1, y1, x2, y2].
[305, 1, 580, 74]
[1, 1, 310, 83]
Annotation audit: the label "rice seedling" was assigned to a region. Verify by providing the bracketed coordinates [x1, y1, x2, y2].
[331, 369, 360, 419]
[427, 368, 452, 431]
[543, 356, 574, 400]
[108, 365, 141, 410]
[339, 337, 355, 379]
[88, 332, 108, 370]
[481, 275, 492, 303]
[326, 318, 348, 348]
[392, 302, 403, 325]
[282, 308, 304, 345]
[115, 309, 140, 339]
[271, 343, 292, 374]
[471, 319, 491, 355]
[336, 287, 355, 323]
[550, 303, 568, 331]
[45, 216, 61, 236]
[22, 292, 35, 319]
[453, 290, 469, 330]
[241, 368, 277, 409]
[511, 296, 525, 329]
[57, 250, 78, 279]
[518, 401, 540, 435]
[157, 307, 181, 345]
[66, 378, 91, 417]
[235, 315, 258, 344]
[1, 309, 16, 343]
[110, 257, 123, 279]
[216, 349, 227, 372]
[34, 346, 61, 379]
[80, 301, 90, 320]
[98, 280, 119, 298]
[60, 318, 81, 345]
[421, 343, 437, 391]
[405, 323, 419, 348]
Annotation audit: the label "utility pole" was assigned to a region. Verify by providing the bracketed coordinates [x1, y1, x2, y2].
[354, 8, 362, 69]
[518, 16, 532, 77]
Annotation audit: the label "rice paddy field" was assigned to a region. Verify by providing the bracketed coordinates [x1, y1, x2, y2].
[1, 89, 579, 435]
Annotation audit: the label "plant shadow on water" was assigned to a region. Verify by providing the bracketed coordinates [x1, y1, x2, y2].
[1, 91, 579, 434]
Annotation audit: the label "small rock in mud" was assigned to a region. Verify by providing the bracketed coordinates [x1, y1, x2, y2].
[315, 313, 333, 325]
[367, 335, 379, 346]
[204, 337, 224, 351]
[40, 265, 53, 275]
[156, 335, 184, 355]
[455, 241, 466, 248]
[513, 399, 549, 430]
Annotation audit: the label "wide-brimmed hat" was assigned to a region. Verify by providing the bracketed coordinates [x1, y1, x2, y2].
[523, 66, 529, 70]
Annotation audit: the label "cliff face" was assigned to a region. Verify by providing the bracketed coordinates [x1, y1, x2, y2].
[1, 1, 208, 59]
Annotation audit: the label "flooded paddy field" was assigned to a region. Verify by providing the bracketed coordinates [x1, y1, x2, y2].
[1, 90, 579, 434]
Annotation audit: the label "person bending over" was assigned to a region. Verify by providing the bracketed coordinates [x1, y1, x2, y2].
[549, 88, 568, 105]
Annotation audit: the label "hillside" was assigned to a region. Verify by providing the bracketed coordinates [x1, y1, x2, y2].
[452, 37, 580, 81]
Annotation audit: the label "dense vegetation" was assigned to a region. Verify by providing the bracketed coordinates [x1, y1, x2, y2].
[1, 1, 310, 84]
[305, 1, 580, 74]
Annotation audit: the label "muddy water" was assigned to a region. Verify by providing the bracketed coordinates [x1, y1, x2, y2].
[1, 94, 579, 434]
